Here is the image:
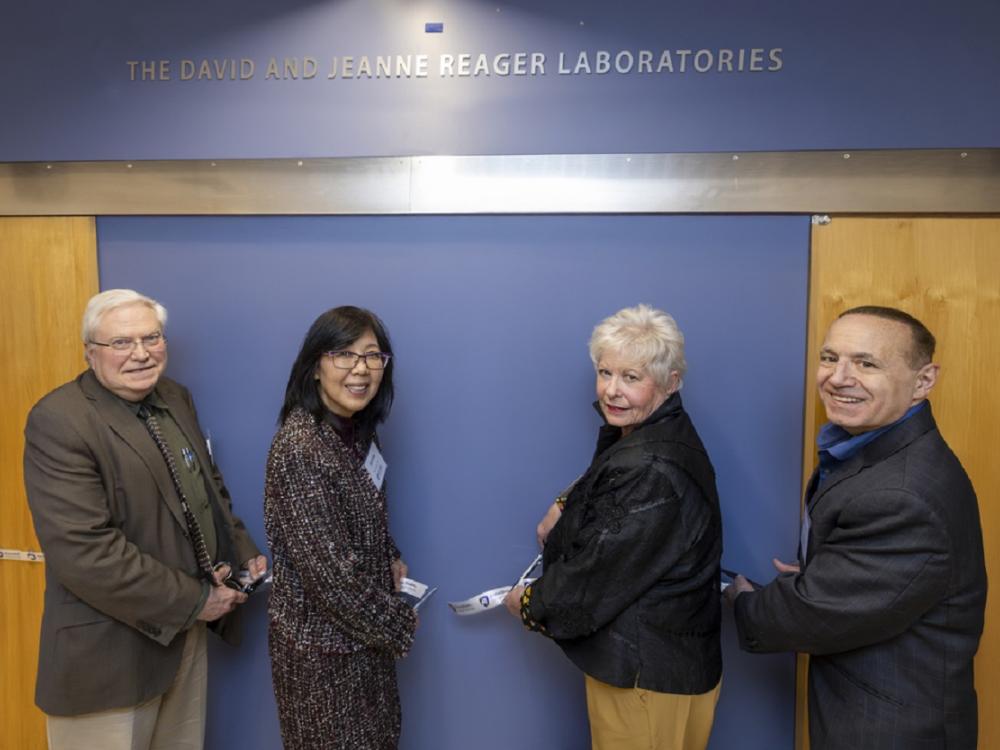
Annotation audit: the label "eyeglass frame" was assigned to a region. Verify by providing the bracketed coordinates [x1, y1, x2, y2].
[88, 331, 167, 353]
[323, 350, 392, 370]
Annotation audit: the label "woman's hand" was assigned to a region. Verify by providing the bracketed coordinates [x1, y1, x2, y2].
[536, 501, 563, 548]
[391, 558, 409, 592]
[243, 555, 269, 579]
[503, 585, 526, 617]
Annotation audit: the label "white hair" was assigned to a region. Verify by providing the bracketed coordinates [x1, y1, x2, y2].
[589, 304, 687, 390]
[81, 289, 167, 343]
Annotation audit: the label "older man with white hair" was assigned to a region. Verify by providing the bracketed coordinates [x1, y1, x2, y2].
[24, 288, 266, 750]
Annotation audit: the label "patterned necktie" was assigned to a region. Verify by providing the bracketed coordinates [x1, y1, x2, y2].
[137, 404, 217, 584]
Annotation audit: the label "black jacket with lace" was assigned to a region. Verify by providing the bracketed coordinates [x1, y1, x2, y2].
[524, 393, 723, 694]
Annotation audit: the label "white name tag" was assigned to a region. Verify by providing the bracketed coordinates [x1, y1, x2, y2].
[364, 441, 387, 490]
[397, 577, 438, 611]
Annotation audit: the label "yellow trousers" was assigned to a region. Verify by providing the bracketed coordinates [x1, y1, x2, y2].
[585, 673, 722, 750]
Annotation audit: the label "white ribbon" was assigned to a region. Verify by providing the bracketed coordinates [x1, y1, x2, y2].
[448, 554, 541, 616]
[0, 548, 45, 563]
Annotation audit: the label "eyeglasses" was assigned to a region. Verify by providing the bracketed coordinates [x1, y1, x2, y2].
[324, 350, 391, 370]
[89, 332, 166, 352]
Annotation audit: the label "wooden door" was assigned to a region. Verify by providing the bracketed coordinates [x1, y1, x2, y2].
[0, 217, 98, 750]
[798, 216, 1000, 749]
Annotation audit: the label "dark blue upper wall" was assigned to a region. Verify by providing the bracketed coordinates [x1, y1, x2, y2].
[3, 0, 998, 161]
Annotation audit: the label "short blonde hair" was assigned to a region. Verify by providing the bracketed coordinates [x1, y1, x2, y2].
[81, 289, 167, 343]
[589, 304, 686, 390]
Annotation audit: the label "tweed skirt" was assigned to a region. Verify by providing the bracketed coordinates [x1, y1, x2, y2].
[269, 626, 402, 750]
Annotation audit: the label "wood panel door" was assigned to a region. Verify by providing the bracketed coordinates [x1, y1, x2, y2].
[799, 216, 1000, 749]
[0, 217, 98, 750]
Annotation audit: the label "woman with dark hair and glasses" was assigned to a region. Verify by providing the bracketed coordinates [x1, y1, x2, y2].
[264, 306, 417, 750]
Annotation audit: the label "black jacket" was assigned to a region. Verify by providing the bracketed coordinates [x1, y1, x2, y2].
[734, 403, 986, 750]
[526, 393, 723, 694]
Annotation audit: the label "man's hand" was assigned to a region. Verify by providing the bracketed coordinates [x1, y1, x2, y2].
[196, 580, 247, 622]
[503, 585, 526, 617]
[536, 502, 563, 548]
[772, 557, 800, 575]
[722, 574, 755, 605]
[391, 558, 408, 592]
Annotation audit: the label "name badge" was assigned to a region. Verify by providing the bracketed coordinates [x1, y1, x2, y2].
[364, 441, 387, 490]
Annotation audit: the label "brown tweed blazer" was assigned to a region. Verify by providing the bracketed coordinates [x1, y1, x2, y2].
[24, 369, 260, 716]
[264, 407, 415, 657]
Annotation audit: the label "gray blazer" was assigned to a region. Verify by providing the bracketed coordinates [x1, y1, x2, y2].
[734, 403, 986, 750]
[24, 370, 260, 716]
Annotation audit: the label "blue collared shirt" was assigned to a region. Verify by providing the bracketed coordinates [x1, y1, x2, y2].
[816, 401, 928, 483]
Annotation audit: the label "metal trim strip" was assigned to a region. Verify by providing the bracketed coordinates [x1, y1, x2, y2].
[2, 150, 998, 215]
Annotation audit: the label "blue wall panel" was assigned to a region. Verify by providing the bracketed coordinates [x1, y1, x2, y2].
[98, 214, 808, 749]
[4, 0, 999, 161]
